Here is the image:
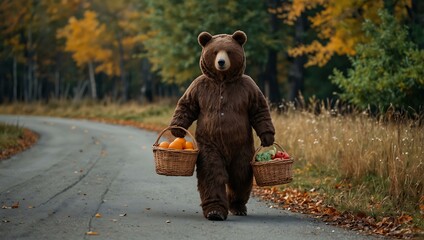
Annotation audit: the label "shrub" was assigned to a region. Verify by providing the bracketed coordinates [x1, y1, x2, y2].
[331, 10, 424, 112]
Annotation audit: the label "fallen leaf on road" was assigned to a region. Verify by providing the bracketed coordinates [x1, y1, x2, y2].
[11, 202, 19, 209]
[166, 220, 171, 223]
[95, 213, 102, 218]
[100, 150, 108, 157]
[119, 213, 127, 217]
[86, 231, 98, 235]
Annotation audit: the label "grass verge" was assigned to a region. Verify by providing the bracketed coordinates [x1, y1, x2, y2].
[0, 122, 38, 160]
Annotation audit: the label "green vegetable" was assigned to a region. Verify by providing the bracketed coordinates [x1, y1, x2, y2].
[269, 146, 276, 158]
[255, 150, 273, 162]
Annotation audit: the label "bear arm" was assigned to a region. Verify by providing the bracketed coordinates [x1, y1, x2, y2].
[249, 89, 275, 139]
[170, 84, 199, 130]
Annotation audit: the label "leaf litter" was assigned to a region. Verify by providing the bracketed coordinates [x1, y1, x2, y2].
[252, 186, 422, 239]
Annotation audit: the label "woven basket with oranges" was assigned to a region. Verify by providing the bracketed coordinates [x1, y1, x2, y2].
[152, 126, 199, 176]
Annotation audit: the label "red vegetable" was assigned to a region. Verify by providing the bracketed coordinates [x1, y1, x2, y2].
[274, 151, 290, 160]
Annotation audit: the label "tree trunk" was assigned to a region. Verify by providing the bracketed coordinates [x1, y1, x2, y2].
[141, 58, 154, 102]
[23, 69, 28, 102]
[13, 56, 18, 101]
[262, 0, 282, 104]
[33, 61, 38, 100]
[117, 33, 127, 102]
[55, 70, 60, 99]
[264, 49, 281, 103]
[406, 0, 424, 49]
[64, 83, 70, 99]
[73, 80, 88, 102]
[27, 25, 33, 102]
[88, 61, 97, 100]
[288, 13, 307, 102]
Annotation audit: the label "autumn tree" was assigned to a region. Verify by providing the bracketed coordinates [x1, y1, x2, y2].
[0, 0, 46, 101]
[280, 0, 412, 67]
[57, 10, 112, 99]
[0, 0, 84, 101]
[90, 0, 150, 101]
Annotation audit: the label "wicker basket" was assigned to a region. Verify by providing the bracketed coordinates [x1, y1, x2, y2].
[152, 126, 199, 176]
[251, 143, 293, 187]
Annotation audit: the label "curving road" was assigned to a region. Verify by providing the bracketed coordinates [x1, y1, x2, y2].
[0, 115, 377, 240]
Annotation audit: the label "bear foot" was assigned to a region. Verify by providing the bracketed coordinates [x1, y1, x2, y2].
[229, 204, 247, 216]
[206, 209, 227, 221]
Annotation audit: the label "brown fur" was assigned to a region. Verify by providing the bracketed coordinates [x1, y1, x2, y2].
[170, 31, 275, 220]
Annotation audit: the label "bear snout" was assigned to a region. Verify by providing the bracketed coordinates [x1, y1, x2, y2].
[215, 50, 231, 71]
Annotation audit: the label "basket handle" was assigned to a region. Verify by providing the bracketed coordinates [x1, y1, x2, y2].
[153, 125, 198, 149]
[252, 142, 287, 163]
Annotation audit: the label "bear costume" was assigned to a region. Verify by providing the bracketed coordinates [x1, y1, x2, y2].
[170, 30, 275, 221]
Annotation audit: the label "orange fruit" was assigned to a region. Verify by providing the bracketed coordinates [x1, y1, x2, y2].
[168, 141, 183, 150]
[174, 137, 186, 144]
[158, 141, 169, 148]
[184, 141, 194, 150]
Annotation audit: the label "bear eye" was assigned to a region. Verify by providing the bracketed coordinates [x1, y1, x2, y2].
[227, 51, 232, 55]
[213, 50, 218, 55]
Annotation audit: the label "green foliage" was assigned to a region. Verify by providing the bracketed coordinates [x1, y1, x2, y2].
[331, 10, 424, 111]
[143, 0, 274, 85]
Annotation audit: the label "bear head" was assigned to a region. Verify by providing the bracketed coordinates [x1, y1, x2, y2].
[198, 30, 247, 81]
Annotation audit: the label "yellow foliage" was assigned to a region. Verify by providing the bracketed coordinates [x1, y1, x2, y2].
[281, 0, 412, 67]
[44, 0, 85, 22]
[57, 10, 113, 71]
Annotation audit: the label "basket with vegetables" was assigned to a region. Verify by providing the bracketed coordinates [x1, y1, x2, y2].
[251, 143, 293, 187]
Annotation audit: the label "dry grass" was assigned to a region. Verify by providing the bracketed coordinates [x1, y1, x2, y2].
[274, 102, 423, 224]
[0, 122, 24, 150]
[0, 99, 176, 128]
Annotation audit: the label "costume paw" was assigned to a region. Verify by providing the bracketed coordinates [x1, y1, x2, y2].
[229, 205, 247, 216]
[260, 133, 274, 147]
[206, 209, 227, 221]
[170, 128, 186, 138]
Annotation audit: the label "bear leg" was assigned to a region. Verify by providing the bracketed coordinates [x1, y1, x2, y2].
[196, 150, 229, 221]
[227, 156, 253, 216]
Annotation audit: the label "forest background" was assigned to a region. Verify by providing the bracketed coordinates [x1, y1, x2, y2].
[1, 0, 423, 112]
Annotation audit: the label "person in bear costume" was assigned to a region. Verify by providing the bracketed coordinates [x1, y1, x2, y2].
[170, 30, 275, 221]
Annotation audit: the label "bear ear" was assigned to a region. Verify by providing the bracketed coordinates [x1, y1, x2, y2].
[232, 30, 247, 46]
[198, 32, 213, 47]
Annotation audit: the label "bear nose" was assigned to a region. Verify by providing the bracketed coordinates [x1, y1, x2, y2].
[218, 59, 225, 67]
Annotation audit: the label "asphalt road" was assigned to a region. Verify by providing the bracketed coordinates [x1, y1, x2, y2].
[0, 115, 378, 240]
